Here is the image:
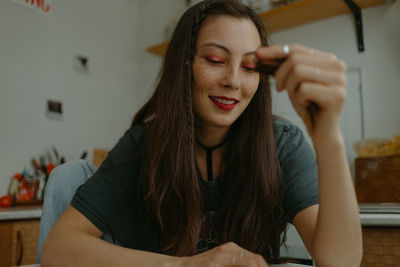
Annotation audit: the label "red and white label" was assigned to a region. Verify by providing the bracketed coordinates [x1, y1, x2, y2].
[8, 0, 52, 14]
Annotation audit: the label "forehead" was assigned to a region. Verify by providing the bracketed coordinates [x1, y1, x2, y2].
[196, 15, 261, 53]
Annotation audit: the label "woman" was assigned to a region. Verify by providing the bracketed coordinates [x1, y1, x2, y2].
[41, 0, 362, 266]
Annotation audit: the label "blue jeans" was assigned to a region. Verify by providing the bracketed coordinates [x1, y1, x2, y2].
[36, 159, 98, 263]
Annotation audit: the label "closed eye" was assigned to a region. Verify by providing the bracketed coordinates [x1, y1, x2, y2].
[205, 58, 224, 64]
[242, 65, 256, 72]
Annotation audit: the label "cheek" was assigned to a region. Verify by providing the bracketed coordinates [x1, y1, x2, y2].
[192, 65, 209, 107]
[242, 75, 260, 98]
[193, 65, 207, 93]
[193, 63, 221, 92]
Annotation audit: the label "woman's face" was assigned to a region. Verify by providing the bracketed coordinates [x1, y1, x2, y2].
[192, 15, 261, 131]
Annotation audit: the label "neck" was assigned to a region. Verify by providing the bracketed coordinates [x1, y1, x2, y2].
[196, 123, 229, 148]
[195, 123, 228, 181]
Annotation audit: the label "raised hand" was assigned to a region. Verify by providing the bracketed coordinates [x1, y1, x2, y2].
[257, 44, 347, 143]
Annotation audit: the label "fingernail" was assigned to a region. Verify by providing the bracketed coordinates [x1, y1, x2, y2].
[257, 47, 269, 55]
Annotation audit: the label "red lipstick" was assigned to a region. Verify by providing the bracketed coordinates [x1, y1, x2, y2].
[209, 96, 238, 111]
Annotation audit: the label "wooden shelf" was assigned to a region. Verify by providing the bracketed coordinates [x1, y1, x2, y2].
[146, 42, 169, 57]
[146, 0, 388, 57]
[260, 0, 387, 33]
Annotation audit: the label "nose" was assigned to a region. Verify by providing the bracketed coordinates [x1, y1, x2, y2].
[222, 65, 240, 90]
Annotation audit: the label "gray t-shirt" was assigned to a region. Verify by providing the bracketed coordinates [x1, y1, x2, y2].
[71, 118, 318, 254]
[273, 119, 319, 224]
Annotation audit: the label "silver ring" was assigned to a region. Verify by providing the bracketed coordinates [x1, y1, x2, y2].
[283, 45, 290, 56]
[239, 250, 244, 258]
[232, 257, 236, 263]
[309, 49, 314, 55]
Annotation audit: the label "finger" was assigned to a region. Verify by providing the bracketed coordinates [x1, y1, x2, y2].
[251, 253, 269, 267]
[287, 85, 316, 133]
[274, 53, 347, 90]
[290, 82, 348, 135]
[215, 242, 246, 266]
[231, 250, 267, 267]
[235, 252, 268, 267]
[293, 82, 347, 115]
[256, 43, 333, 62]
[288, 91, 306, 117]
[282, 65, 347, 95]
[230, 249, 250, 266]
[214, 242, 269, 267]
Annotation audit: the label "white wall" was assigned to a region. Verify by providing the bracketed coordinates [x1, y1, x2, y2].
[0, 0, 139, 195]
[135, 0, 186, 101]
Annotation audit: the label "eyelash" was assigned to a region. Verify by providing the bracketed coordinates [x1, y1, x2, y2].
[205, 58, 257, 72]
[243, 65, 256, 72]
[206, 58, 224, 64]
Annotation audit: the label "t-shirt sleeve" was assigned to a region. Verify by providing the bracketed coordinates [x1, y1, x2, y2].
[274, 120, 319, 224]
[70, 126, 144, 236]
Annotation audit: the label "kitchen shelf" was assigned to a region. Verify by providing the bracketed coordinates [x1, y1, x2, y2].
[146, 0, 388, 57]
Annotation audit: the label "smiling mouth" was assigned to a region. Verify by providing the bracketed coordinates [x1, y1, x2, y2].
[209, 96, 239, 111]
[209, 96, 239, 105]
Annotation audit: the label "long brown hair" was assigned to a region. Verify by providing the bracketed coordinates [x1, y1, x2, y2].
[132, 0, 285, 261]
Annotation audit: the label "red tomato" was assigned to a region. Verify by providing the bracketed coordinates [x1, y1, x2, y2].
[0, 195, 13, 208]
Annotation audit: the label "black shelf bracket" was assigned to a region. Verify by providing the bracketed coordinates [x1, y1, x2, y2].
[343, 0, 364, 52]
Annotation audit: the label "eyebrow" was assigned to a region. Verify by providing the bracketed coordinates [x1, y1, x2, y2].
[199, 42, 257, 57]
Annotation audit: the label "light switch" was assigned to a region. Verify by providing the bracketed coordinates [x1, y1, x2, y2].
[47, 99, 63, 120]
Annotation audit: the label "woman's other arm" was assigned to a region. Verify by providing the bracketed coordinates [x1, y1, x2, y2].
[293, 136, 362, 267]
[42, 206, 269, 267]
[312, 132, 361, 266]
[41, 206, 178, 267]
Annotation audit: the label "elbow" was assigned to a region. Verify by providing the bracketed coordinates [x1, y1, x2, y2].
[313, 233, 363, 267]
[313, 243, 363, 267]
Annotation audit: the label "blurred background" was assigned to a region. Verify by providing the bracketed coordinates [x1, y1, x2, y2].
[0, 0, 399, 266]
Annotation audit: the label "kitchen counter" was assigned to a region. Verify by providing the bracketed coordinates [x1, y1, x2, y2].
[359, 203, 400, 226]
[22, 264, 310, 267]
[1, 205, 400, 226]
[360, 213, 400, 226]
[0, 205, 42, 220]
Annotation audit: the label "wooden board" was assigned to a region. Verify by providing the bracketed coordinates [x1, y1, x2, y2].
[0, 221, 13, 267]
[260, 0, 387, 33]
[93, 149, 109, 167]
[11, 219, 40, 266]
[355, 156, 400, 203]
[0, 219, 40, 267]
[361, 227, 400, 266]
[146, 42, 169, 57]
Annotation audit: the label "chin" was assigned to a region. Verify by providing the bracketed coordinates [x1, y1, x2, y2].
[209, 117, 237, 129]
[196, 112, 240, 130]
